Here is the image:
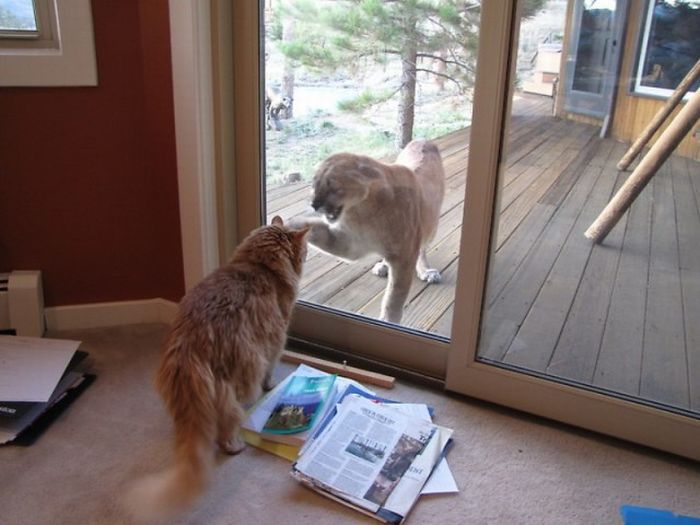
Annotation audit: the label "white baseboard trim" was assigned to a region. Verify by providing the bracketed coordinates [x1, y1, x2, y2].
[45, 298, 178, 332]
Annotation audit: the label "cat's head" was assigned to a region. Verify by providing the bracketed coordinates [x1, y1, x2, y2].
[236, 216, 309, 276]
[270, 215, 310, 272]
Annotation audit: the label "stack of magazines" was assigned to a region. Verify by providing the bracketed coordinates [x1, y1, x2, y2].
[243, 364, 456, 523]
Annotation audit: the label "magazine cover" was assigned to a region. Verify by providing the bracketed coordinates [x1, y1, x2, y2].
[263, 374, 337, 434]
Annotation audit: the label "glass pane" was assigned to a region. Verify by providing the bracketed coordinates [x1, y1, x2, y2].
[638, 0, 700, 92]
[263, 0, 482, 337]
[0, 0, 37, 31]
[571, 0, 616, 94]
[477, 0, 700, 417]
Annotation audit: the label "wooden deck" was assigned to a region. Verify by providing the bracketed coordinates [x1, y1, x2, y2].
[266, 93, 700, 414]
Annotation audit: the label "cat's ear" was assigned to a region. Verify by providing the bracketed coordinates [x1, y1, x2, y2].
[294, 225, 311, 240]
[271, 215, 284, 227]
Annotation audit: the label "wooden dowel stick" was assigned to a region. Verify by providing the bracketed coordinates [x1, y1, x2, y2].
[617, 59, 700, 171]
[281, 350, 396, 389]
[586, 89, 700, 243]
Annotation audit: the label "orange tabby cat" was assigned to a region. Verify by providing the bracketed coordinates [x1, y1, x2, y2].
[127, 216, 308, 521]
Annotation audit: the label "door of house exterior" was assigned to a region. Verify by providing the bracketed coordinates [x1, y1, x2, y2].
[562, 0, 627, 121]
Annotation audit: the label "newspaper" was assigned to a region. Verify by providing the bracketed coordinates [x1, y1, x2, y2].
[293, 394, 439, 515]
[383, 424, 453, 516]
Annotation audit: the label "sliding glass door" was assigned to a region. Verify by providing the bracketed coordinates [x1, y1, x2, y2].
[238, 0, 491, 376]
[231, 0, 700, 459]
[446, 0, 700, 460]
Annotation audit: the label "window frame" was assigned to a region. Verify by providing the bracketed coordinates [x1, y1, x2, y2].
[0, 0, 97, 87]
[632, 0, 699, 100]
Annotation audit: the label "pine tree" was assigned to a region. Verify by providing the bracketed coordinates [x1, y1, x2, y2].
[271, 0, 547, 150]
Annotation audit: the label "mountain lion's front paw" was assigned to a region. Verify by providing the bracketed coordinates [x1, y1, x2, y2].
[286, 216, 310, 230]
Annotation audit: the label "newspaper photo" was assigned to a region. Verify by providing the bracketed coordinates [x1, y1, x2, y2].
[293, 395, 437, 513]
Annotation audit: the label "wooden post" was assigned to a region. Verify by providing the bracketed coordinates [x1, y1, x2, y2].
[585, 89, 700, 243]
[617, 59, 700, 171]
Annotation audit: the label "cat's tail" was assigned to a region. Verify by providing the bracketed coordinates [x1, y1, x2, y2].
[125, 432, 212, 522]
[125, 360, 217, 522]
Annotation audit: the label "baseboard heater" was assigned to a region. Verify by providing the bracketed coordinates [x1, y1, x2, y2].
[0, 271, 45, 337]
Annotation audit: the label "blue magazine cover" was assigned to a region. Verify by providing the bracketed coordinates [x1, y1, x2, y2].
[263, 374, 337, 434]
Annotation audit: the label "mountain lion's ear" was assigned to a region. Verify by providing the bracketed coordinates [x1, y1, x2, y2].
[271, 215, 284, 226]
[355, 159, 383, 182]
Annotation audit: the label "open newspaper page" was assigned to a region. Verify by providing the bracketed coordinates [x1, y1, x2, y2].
[293, 395, 436, 515]
[381, 424, 453, 518]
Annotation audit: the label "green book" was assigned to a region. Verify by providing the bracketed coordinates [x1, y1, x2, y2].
[263, 374, 337, 435]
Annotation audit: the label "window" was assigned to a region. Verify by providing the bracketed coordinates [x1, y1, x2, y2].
[0, 0, 97, 86]
[0, 0, 38, 33]
[0, 0, 58, 50]
[634, 0, 700, 98]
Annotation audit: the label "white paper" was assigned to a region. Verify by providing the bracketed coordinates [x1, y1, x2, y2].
[421, 457, 459, 494]
[386, 402, 432, 422]
[0, 336, 79, 402]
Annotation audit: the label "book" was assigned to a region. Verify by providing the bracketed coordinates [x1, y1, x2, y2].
[263, 374, 337, 436]
[242, 364, 375, 454]
[291, 394, 453, 524]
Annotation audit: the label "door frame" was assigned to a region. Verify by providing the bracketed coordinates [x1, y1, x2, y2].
[171, 0, 700, 460]
[168, 0, 221, 289]
[445, 0, 700, 461]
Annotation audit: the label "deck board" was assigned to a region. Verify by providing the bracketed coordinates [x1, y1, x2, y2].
[263, 92, 700, 415]
[592, 159, 652, 396]
[544, 144, 627, 382]
[677, 156, 700, 411]
[640, 162, 689, 408]
[495, 142, 618, 367]
[671, 156, 700, 411]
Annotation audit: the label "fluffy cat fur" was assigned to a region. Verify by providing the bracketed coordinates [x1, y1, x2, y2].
[126, 216, 308, 521]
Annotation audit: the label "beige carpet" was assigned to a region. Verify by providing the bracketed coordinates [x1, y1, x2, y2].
[1, 323, 699, 525]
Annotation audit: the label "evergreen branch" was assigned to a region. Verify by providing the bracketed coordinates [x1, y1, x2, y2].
[415, 68, 464, 91]
[447, 47, 475, 74]
[415, 52, 470, 71]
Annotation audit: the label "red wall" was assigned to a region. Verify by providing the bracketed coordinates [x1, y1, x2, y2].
[0, 1, 185, 307]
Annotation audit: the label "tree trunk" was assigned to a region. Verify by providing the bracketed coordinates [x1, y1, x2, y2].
[395, 33, 418, 151]
[282, 18, 295, 119]
[435, 50, 446, 91]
